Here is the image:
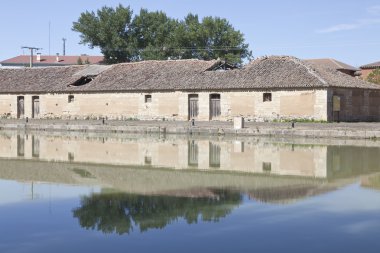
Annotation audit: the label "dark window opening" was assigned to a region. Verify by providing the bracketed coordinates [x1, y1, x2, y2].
[69, 76, 93, 86]
[68, 95, 74, 103]
[207, 61, 237, 71]
[68, 152, 75, 162]
[263, 162, 272, 172]
[263, 93, 272, 102]
[145, 95, 152, 103]
[144, 156, 152, 165]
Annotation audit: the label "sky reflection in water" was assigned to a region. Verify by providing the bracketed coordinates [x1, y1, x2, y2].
[0, 131, 379, 253]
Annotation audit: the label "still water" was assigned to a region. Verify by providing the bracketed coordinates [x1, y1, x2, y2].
[0, 131, 379, 253]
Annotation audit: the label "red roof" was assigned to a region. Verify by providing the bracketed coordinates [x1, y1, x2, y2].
[360, 61, 380, 69]
[0, 55, 104, 66]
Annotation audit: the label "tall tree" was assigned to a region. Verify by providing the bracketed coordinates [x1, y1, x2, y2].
[131, 9, 180, 60]
[72, 5, 252, 64]
[72, 4, 135, 64]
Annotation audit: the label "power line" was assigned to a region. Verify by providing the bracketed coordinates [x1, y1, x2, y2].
[21, 46, 42, 68]
[100, 46, 247, 52]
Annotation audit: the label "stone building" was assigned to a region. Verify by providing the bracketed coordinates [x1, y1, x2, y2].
[0, 54, 104, 68]
[304, 58, 360, 77]
[0, 56, 379, 122]
[360, 60, 380, 80]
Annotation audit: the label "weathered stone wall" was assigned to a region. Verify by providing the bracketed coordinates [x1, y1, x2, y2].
[328, 88, 380, 122]
[0, 89, 328, 121]
[361, 69, 375, 80]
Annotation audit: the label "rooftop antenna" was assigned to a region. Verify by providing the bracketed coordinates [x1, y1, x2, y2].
[62, 38, 66, 56]
[21, 46, 42, 68]
[48, 21, 51, 55]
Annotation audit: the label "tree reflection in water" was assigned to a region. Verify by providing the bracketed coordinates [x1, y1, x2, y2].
[73, 189, 242, 235]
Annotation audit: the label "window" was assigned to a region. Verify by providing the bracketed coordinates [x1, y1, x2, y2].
[263, 93, 272, 102]
[262, 162, 272, 172]
[68, 95, 74, 103]
[144, 156, 152, 165]
[145, 94, 152, 103]
[68, 152, 75, 162]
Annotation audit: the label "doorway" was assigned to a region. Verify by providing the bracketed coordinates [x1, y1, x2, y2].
[17, 96, 24, 119]
[210, 94, 221, 120]
[188, 94, 199, 120]
[32, 96, 40, 118]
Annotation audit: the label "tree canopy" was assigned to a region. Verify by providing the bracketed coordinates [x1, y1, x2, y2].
[367, 69, 380, 85]
[72, 4, 252, 65]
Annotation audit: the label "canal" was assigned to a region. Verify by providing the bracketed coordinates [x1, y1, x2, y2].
[0, 130, 379, 252]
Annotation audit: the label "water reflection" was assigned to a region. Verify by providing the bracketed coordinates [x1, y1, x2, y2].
[1, 131, 380, 251]
[2, 131, 380, 179]
[73, 189, 241, 235]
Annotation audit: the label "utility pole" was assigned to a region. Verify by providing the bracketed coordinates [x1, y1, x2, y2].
[62, 38, 66, 56]
[21, 46, 42, 68]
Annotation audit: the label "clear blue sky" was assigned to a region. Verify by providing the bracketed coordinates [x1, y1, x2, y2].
[1, 0, 379, 66]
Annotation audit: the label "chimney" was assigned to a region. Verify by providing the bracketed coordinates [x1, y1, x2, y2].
[56, 53, 60, 62]
[36, 53, 41, 62]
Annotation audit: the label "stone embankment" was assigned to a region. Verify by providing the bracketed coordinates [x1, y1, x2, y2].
[1, 119, 380, 139]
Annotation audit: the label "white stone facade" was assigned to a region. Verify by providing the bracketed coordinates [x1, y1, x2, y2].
[0, 89, 328, 121]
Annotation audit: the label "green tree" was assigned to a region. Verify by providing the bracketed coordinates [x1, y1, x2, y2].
[177, 14, 252, 65]
[131, 9, 180, 60]
[367, 69, 380, 85]
[72, 5, 252, 64]
[72, 4, 136, 64]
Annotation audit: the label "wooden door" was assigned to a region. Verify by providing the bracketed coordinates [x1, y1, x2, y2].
[210, 94, 221, 119]
[32, 96, 40, 118]
[188, 94, 199, 120]
[17, 96, 24, 119]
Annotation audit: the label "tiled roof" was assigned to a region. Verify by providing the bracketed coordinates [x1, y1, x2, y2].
[0, 66, 86, 93]
[0, 56, 379, 94]
[0, 55, 104, 66]
[360, 61, 380, 69]
[304, 58, 359, 71]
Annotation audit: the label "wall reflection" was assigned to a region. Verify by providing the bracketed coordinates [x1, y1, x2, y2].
[0, 132, 344, 178]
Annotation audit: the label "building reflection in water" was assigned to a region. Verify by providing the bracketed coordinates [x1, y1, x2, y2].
[3, 131, 380, 179]
[2, 131, 380, 235]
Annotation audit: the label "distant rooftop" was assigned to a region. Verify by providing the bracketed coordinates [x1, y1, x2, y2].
[0, 55, 104, 67]
[304, 58, 359, 71]
[360, 61, 380, 69]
